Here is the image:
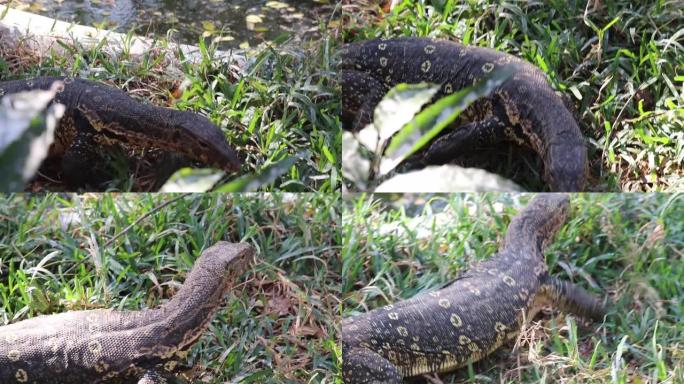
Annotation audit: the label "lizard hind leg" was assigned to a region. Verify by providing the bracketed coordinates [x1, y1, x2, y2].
[542, 275, 607, 321]
[422, 117, 508, 164]
[60, 132, 112, 189]
[344, 347, 402, 384]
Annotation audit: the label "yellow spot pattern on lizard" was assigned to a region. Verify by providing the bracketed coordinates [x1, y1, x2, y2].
[88, 340, 103, 356]
[496, 56, 510, 65]
[94, 361, 110, 373]
[164, 360, 177, 372]
[501, 274, 516, 286]
[7, 350, 20, 362]
[438, 298, 451, 308]
[15, 369, 28, 383]
[397, 326, 408, 337]
[463, 281, 481, 295]
[450, 313, 463, 328]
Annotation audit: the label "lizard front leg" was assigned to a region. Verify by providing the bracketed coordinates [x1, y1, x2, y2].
[541, 275, 606, 321]
[60, 131, 111, 188]
[422, 117, 508, 164]
[343, 347, 402, 384]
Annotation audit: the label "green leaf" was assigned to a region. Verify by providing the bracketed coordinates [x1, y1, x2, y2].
[201, 20, 216, 32]
[356, 83, 440, 153]
[215, 152, 307, 192]
[159, 168, 224, 192]
[380, 65, 516, 176]
[0, 83, 65, 192]
[569, 85, 583, 100]
[601, 16, 621, 33]
[375, 165, 523, 192]
[341, 132, 369, 190]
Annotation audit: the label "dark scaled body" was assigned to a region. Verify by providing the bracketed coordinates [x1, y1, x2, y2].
[0, 242, 255, 384]
[0, 77, 241, 189]
[340, 38, 587, 191]
[342, 195, 605, 383]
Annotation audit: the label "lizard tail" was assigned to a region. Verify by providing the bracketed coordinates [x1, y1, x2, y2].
[543, 275, 607, 321]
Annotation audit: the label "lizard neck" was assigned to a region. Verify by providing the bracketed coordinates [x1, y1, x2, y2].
[502, 197, 567, 258]
[502, 216, 550, 257]
[142, 252, 236, 351]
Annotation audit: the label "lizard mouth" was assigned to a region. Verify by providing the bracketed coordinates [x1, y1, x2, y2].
[217, 154, 241, 173]
[221, 163, 240, 173]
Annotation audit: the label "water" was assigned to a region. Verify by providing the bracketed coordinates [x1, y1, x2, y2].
[5, 0, 326, 49]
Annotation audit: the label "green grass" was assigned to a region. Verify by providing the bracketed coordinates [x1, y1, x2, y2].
[0, 193, 341, 383]
[342, 0, 684, 192]
[0, 4, 341, 192]
[341, 193, 683, 383]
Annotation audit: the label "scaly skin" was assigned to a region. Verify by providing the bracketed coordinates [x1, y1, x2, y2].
[340, 37, 588, 191]
[342, 195, 606, 383]
[0, 77, 241, 188]
[0, 242, 255, 384]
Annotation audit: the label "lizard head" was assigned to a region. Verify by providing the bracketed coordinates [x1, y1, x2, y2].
[528, 193, 570, 239]
[545, 135, 588, 192]
[168, 111, 241, 173]
[203, 241, 256, 277]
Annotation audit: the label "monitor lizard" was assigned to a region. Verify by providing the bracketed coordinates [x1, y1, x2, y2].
[340, 37, 588, 191]
[0, 241, 255, 384]
[342, 194, 606, 383]
[0, 77, 241, 188]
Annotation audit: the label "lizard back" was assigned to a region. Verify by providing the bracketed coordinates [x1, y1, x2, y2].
[342, 195, 605, 381]
[0, 242, 255, 383]
[340, 38, 587, 191]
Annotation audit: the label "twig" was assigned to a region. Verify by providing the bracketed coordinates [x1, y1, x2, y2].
[103, 193, 189, 248]
[63, 193, 189, 275]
